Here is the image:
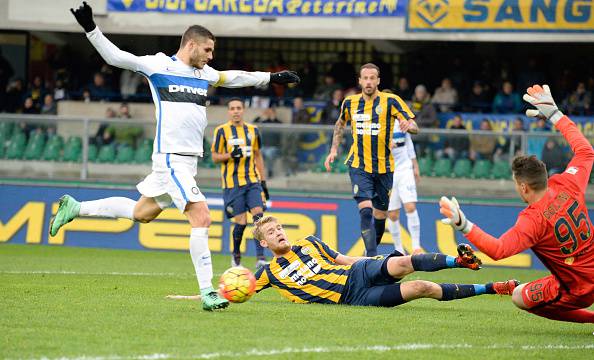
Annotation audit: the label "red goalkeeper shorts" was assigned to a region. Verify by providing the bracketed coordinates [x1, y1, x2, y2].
[522, 275, 594, 310]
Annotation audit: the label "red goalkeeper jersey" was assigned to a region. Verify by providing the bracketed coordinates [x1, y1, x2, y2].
[466, 116, 594, 296]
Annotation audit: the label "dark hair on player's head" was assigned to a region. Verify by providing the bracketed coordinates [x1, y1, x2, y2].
[512, 155, 548, 191]
[180, 25, 215, 47]
[359, 63, 380, 77]
[226, 97, 244, 108]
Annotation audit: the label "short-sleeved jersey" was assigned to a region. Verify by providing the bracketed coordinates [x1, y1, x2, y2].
[211, 122, 262, 189]
[86, 27, 269, 156]
[466, 116, 594, 296]
[341, 92, 415, 174]
[254, 236, 351, 304]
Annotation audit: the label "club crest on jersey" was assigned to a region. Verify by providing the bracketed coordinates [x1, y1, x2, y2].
[301, 246, 311, 255]
[375, 105, 383, 114]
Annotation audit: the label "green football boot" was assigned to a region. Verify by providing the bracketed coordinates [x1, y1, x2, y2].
[201, 291, 229, 311]
[49, 195, 81, 237]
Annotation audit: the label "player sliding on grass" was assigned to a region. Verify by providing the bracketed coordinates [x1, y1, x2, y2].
[440, 84, 594, 323]
[250, 216, 518, 306]
[49, 2, 299, 311]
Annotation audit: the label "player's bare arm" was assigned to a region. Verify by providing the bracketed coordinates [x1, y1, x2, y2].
[212, 151, 231, 164]
[334, 253, 366, 265]
[324, 115, 347, 172]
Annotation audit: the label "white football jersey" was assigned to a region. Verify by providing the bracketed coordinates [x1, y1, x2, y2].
[392, 127, 416, 171]
[87, 28, 270, 156]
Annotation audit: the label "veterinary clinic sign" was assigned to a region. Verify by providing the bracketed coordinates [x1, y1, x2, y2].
[407, 0, 594, 32]
[108, 0, 407, 17]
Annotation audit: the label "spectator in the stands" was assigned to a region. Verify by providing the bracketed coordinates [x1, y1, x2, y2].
[41, 94, 57, 115]
[410, 84, 438, 129]
[564, 82, 591, 116]
[297, 61, 318, 99]
[5, 78, 26, 113]
[395, 77, 413, 101]
[321, 89, 344, 125]
[492, 81, 522, 114]
[443, 114, 469, 160]
[27, 75, 46, 111]
[329, 51, 356, 90]
[118, 102, 132, 119]
[314, 74, 341, 101]
[527, 117, 549, 160]
[92, 107, 117, 146]
[469, 119, 496, 161]
[541, 139, 568, 176]
[53, 79, 68, 101]
[253, 107, 283, 177]
[107, 103, 142, 148]
[465, 81, 491, 113]
[22, 97, 39, 114]
[431, 77, 458, 112]
[120, 69, 142, 100]
[87, 72, 111, 101]
[292, 97, 310, 125]
[507, 117, 525, 156]
[81, 88, 92, 103]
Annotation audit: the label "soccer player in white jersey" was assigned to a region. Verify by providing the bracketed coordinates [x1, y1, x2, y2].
[49, 2, 300, 311]
[387, 126, 422, 255]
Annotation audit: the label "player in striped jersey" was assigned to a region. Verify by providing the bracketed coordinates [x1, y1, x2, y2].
[325, 63, 418, 257]
[252, 216, 519, 306]
[212, 98, 269, 269]
[49, 2, 298, 311]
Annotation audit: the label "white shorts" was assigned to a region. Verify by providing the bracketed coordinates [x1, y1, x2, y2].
[136, 153, 206, 212]
[388, 166, 417, 211]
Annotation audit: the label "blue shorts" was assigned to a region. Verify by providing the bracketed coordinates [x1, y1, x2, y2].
[223, 182, 266, 219]
[348, 167, 393, 211]
[341, 257, 404, 307]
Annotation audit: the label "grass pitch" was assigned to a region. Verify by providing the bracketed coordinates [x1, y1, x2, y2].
[1, 244, 593, 360]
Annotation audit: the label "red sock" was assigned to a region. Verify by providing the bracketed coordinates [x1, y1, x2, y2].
[529, 307, 594, 323]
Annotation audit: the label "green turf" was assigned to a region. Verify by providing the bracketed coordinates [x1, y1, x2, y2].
[1, 244, 592, 360]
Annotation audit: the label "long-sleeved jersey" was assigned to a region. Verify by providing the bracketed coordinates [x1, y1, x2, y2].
[392, 128, 416, 171]
[465, 115, 594, 296]
[86, 27, 270, 156]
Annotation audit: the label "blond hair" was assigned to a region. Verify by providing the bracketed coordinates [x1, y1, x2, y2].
[252, 215, 278, 241]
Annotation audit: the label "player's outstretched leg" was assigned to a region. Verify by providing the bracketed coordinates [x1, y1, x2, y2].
[397, 279, 519, 304]
[49, 195, 81, 236]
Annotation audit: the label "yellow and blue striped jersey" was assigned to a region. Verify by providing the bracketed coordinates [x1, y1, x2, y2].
[254, 236, 351, 304]
[212, 121, 262, 189]
[341, 91, 415, 174]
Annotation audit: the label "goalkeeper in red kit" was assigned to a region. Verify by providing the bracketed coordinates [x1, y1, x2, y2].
[440, 84, 594, 323]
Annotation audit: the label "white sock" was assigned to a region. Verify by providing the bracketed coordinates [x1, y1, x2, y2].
[406, 210, 421, 250]
[79, 197, 136, 219]
[389, 219, 404, 254]
[190, 227, 213, 293]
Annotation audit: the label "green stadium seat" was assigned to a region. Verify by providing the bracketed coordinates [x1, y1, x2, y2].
[62, 140, 82, 162]
[134, 145, 152, 164]
[5, 132, 27, 159]
[492, 160, 511, 180]
[23, 132, 46, 160]
[418, 157, 433, 177]
[42, 141, 62, 161]
[452, 159, 472, 178]
[97, 144, 116, 163]
[432, 158, 452, 177]
[472, 160, 493, 179]
[115, 146, 135, 163]
[0, 121, 13, 141]
[87, 144, 98, 162]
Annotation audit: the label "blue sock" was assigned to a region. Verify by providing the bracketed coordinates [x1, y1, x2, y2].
[252, 213, 265, 258]
[359, 208, 377, 256]
[374, 217, 386, 245]
[232, 224, 247, 255]
[412, 254, 456, 272]
[474, 284, 487, 295]
[439, 284, 477, 301]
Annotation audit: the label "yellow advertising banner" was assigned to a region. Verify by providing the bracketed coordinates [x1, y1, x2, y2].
[407, 0, 594, 32]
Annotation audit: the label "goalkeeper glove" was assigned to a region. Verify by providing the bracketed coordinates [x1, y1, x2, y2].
[70, 1, 96, 33]
[260, 180, 270, 201]
[270, 71, 300, 85]
[230, 145, 243, 159]
[439, 196, 473, 234]
[523, 84, 564, 125]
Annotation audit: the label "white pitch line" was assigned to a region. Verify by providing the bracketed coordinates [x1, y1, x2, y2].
[0, 270, 199, 278]
[21, 343, 594, 360]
